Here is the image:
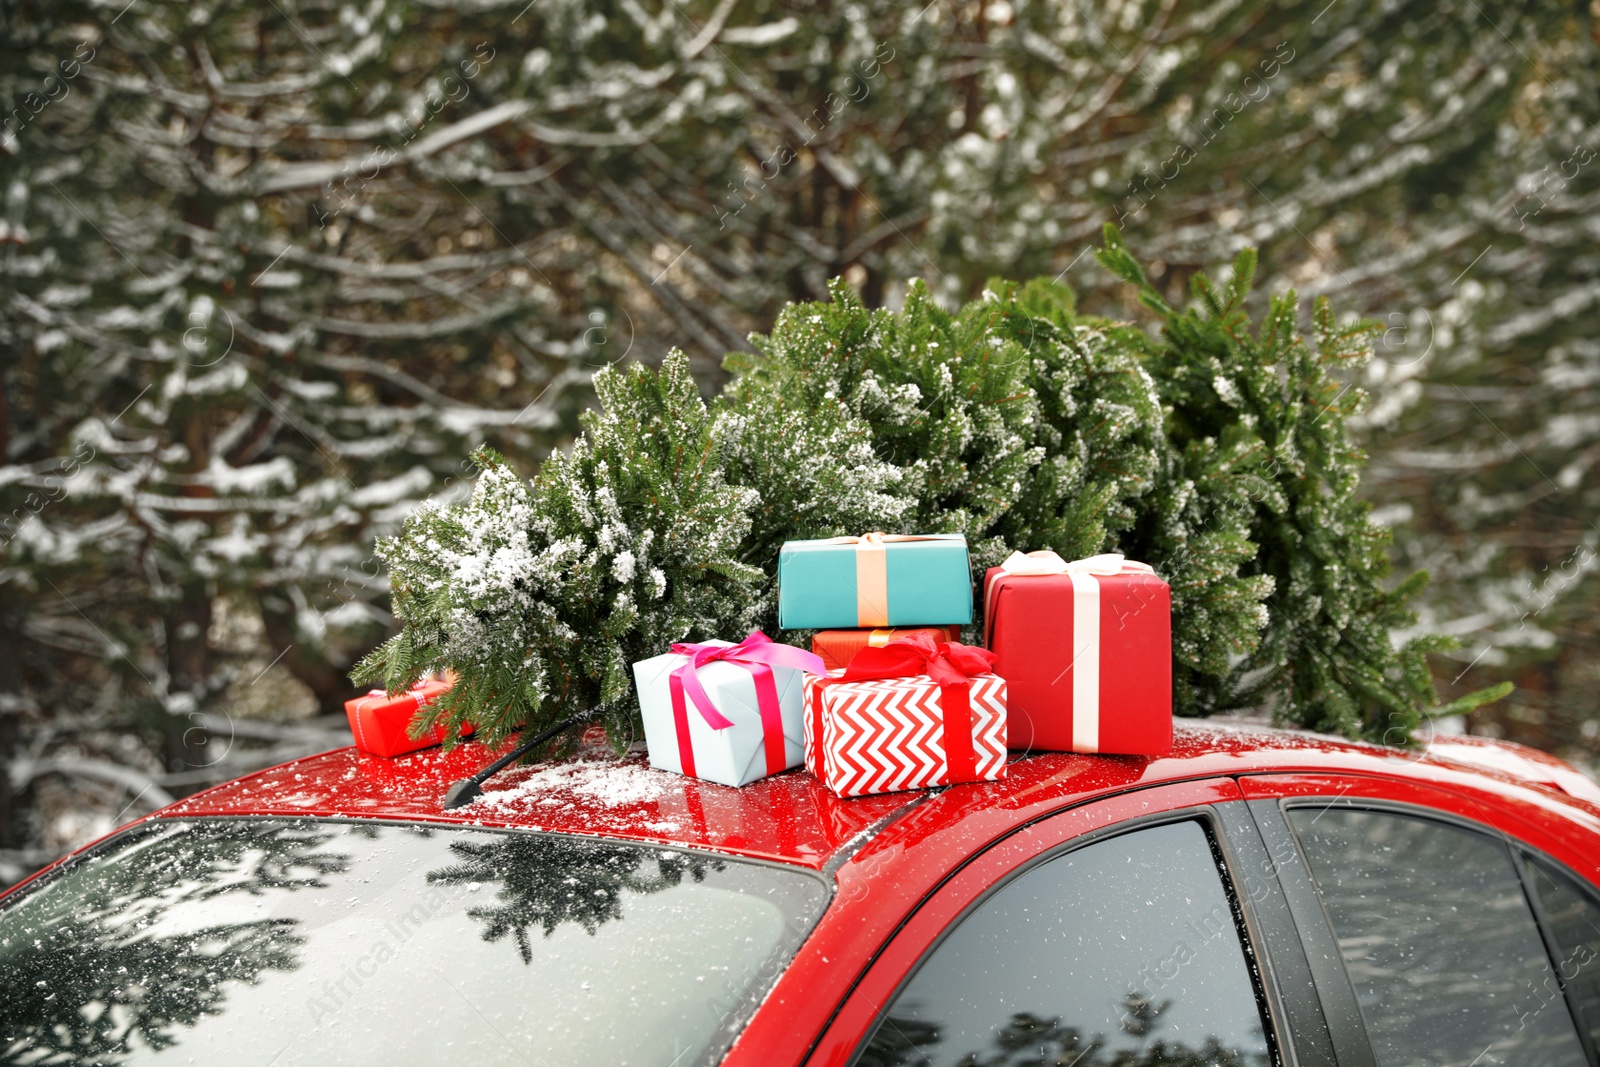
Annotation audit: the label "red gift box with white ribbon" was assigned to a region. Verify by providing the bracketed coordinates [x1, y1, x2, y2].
[343, 678, 465, 758]
[984, 551, 1172, 756]
[803, 633, 1007, 798]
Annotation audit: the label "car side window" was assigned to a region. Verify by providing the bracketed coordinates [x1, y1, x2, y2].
[1525, 853, 1600, 1053]
[855, 819, 1272, 1067]
[1287, 808, 1589, 1067]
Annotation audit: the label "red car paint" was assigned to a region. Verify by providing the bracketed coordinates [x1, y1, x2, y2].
[5, 719, 1598, 1065]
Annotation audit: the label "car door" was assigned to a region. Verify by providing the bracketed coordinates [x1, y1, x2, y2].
[1241, 772, 1600, 1067]
[804, 778, 1331, 1067]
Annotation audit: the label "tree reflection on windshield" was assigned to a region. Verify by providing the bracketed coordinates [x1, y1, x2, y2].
[426, 833, 724, 963]
[862, 999, 1269, 1067]
[0, 820, 347, 1066]
[3, 819, 826, 1067]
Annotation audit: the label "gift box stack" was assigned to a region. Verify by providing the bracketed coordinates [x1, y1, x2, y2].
[628, 534, 993, 796]
[353, 529, 1174, 804]
[777, 533, 1004, 797]
[623, 533, 1175, 799]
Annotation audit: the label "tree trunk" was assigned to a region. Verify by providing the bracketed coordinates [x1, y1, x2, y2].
[0, 594, 25, 851]
[163, 578, 214, 774]
[258, 588, 360, 715]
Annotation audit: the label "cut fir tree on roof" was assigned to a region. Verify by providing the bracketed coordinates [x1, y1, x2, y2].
[352, 228, 1510, 763]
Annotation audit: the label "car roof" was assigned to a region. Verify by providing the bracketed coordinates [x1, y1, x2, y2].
[145, 718, 1600, 873]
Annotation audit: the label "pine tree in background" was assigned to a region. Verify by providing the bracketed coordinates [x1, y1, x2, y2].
[729, 278, 1043, 572]
[716, 363, 912, 612]
[727, 274, 1165, 604]
[3, 0, 1594, 878]
[986, 276, 1270, 709]
[0, 1, 599, 866]
[355, 343, 919, 747]
[355, 353, 771, 750]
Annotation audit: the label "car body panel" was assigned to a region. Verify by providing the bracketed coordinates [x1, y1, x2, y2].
[149, 732, 912, 872]
[107, 721, 1600, 871]
[1420, 733, 1600, 807]
[4, 717, 1599, 1067]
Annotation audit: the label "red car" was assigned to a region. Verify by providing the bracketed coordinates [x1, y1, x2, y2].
[4, 721, 1600, 1067]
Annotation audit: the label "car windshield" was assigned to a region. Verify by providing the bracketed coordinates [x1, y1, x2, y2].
[0, 817, 828, 1067]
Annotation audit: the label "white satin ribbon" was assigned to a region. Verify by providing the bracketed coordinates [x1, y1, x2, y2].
[990, 550, 1156, 754]
[1067, 566, 1101, 752]
[997, 550, 1154, 577]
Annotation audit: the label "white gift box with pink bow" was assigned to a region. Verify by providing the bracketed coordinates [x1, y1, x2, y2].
[631, 633, 825, 788]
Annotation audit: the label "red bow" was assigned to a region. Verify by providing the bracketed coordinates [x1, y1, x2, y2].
[838, 631, 996, 685]
[819, 632, 996, 785]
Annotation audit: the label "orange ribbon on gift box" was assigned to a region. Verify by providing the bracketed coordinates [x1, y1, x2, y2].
[810, 532, 963, 627]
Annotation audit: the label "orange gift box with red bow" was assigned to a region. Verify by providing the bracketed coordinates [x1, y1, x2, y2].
[809, 626, 961, 672]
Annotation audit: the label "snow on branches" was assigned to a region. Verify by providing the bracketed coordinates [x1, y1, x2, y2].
[361, 237, 1508, 751]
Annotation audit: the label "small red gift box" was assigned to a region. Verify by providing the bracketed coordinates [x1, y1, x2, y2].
[810, 626, 961, 672]
[803, 634, 1007, 798]
[984, 551, 1171, 756]
[343, 679, 466, 758]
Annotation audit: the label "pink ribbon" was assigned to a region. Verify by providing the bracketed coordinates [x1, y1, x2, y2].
[668, 632, 825, 780]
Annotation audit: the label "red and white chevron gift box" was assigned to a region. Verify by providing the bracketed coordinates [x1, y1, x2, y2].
[802, 636, 1007, 798]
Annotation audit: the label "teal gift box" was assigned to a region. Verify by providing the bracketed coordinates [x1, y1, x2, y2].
[777, 533, 973, 630]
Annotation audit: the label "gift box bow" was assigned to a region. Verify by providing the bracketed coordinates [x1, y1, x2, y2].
[820, 632, 998, 784]
[984, 551, 1154, 632]
[669, 632, 825, 780]
[809, 531, 963, 546]
[352, 677, 448, 711]
[998, 549, 1153, 577]
[829, 630, 996, 686]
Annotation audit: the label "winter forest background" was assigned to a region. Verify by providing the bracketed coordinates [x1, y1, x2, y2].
[2, 0, 1597, 884]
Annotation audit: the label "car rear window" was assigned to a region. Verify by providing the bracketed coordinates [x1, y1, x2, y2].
[0, 817, 827, 1066]
[1524, 853, 1600, 1054]
[1287, 807, 1589, 1067]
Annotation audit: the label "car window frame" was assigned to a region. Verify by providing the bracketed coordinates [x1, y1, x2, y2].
[801, 778, 1303, 1067]
[1243, 779, 1600, 1067]
[1514, 845, 1600, 1064]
